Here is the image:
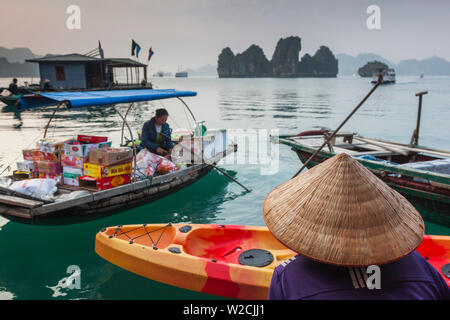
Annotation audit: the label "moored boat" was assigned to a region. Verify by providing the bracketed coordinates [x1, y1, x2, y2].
[371, 68, 396, 84]
[95, 223, 450, 299]
[277, 132, 450, 226]
[0, 89, 237, 222]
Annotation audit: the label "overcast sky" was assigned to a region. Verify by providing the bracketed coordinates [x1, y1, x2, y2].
[1, 0, 449, 72]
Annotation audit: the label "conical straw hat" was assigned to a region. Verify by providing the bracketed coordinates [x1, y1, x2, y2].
[263, 153, 424, 267]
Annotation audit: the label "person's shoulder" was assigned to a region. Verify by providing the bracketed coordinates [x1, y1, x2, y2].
[143, 118, 154, 126]
[274, 255, 301, 275]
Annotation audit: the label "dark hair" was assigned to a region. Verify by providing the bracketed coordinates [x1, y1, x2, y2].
[155, 108, 169, 118]
[13, 78, 17, 82]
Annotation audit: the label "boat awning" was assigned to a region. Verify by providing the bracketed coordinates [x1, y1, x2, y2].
[18, 89, 197, 110]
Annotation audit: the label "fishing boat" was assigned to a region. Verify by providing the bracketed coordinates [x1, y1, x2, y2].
[371, 68, 396, 84]
[277, 90, 450, 227]
[277, 131, 450, 226]
[0, 89, 237, 222]
[175, 71, 188, 78]
[95, 223, 450, 299]
[0, 94, 20, 107]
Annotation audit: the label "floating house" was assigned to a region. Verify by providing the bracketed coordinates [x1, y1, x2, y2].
[26, 54, 148, 90]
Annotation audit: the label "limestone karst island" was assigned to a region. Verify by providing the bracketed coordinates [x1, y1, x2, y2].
[217, 36, 338, 78]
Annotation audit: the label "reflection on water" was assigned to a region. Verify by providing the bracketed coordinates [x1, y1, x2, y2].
[0, 216, 9, 230]
[0, 288, 15, 300]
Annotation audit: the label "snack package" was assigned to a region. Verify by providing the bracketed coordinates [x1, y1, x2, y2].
[36, 138, 68, 153]
[157, 158, 177, 174]
[135, 149, 177, 178]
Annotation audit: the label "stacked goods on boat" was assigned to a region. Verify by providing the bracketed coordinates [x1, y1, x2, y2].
[79, 139, 133, 191]
[62, 135, 111, 187]
[18, 138, 68, 182]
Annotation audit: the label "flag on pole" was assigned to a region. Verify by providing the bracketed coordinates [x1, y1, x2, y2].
[148, 47, 154, 62]
[98, 41, 104, 60]
[131, 39, 141, 57]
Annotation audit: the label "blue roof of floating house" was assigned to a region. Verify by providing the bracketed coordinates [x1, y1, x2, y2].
[18, 89, 197, 110]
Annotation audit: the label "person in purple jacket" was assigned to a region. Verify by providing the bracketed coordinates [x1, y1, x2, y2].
[263, 153, 450, 300]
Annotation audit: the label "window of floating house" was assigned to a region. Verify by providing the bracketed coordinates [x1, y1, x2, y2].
[55, 66, 66, 81]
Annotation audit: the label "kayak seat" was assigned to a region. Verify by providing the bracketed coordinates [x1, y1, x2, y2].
[183, 226, 287, 264]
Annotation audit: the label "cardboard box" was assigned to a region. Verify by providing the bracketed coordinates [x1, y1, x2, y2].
[39, 173, 61, 183]
[89, 148, 133, 166]
[17, 160, 36, 172]
[37, 161, 62, 175]
[79, 174, 130, 191]
[83, 162, 132, 179]
[63, 141, 111, 158]
[62, 166, 83, 186]
[22, 149, 40, 161]
[77, 135, 108, 143]
[61, 154, 88, 169]
[13, 170, 33, 180]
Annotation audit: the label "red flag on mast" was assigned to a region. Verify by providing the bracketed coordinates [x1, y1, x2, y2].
[148, 47, 154, 62]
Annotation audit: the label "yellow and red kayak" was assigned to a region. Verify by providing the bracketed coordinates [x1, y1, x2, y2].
[95, 224, 450, 299]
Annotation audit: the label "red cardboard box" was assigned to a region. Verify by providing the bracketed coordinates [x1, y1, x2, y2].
[77, 135, 108, 143]
[37, 161, 62, 174]
[79, 174, 130, 191]
[39, 173, 61, 183]
[38, 150, 59, 162]
[22, 149, 40, 161]
[61, 154, 88, 169]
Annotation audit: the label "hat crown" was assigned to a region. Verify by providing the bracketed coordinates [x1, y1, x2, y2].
[263, 153, 424, 266]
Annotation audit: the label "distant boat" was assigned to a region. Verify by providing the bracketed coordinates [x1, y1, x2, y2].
[371, 68, 395, 84]
[175, 71, 188, 78]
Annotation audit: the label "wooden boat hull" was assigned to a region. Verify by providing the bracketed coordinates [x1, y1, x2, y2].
[0, 95, 20, 107]
[95, 224, 450, 299]
[0, 146, 236, 223]
[278, 136, 450, 227]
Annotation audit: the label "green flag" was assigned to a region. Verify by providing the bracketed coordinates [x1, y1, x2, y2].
[131, 39, 140, 56]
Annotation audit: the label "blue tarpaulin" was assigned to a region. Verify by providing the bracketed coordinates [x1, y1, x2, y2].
[18, 89, 197, 110]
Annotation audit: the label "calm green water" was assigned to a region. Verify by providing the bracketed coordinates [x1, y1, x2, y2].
[0, 76, 449, 299]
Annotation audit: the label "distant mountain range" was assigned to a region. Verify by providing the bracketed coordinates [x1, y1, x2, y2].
[337, 53, 450, 76]
[0, 47, 41, 77]
[1, 46, 450, 77]
[184, 64, 217, 76]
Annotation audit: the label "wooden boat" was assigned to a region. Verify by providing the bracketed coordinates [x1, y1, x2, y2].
[277, 131, 450, 227]
[0, 89, 237, 222]
[0, 94, 21, 107]
[95, 223, 450, 299]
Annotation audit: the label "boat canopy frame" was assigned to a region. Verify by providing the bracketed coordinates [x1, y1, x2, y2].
[17, 89, 198, 181]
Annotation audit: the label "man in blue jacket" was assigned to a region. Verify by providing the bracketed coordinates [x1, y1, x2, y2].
[140, 108, 174, 157]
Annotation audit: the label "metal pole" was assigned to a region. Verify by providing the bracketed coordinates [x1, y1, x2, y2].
[43, 101, 65, 138]
[111, 104, 137, 182]
[177, 97, 197, 122]
[120, 102, 135, 146]
[410, 91, 428, 146]
[291, 74, 384, 179]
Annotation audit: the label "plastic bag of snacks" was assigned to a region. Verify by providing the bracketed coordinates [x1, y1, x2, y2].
[9, 179, 58, 201]
[157, 158, 177, 174]
[135, 149, 177, 178]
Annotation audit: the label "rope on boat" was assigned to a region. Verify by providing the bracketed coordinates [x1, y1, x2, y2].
[108, 223, 172, 249]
